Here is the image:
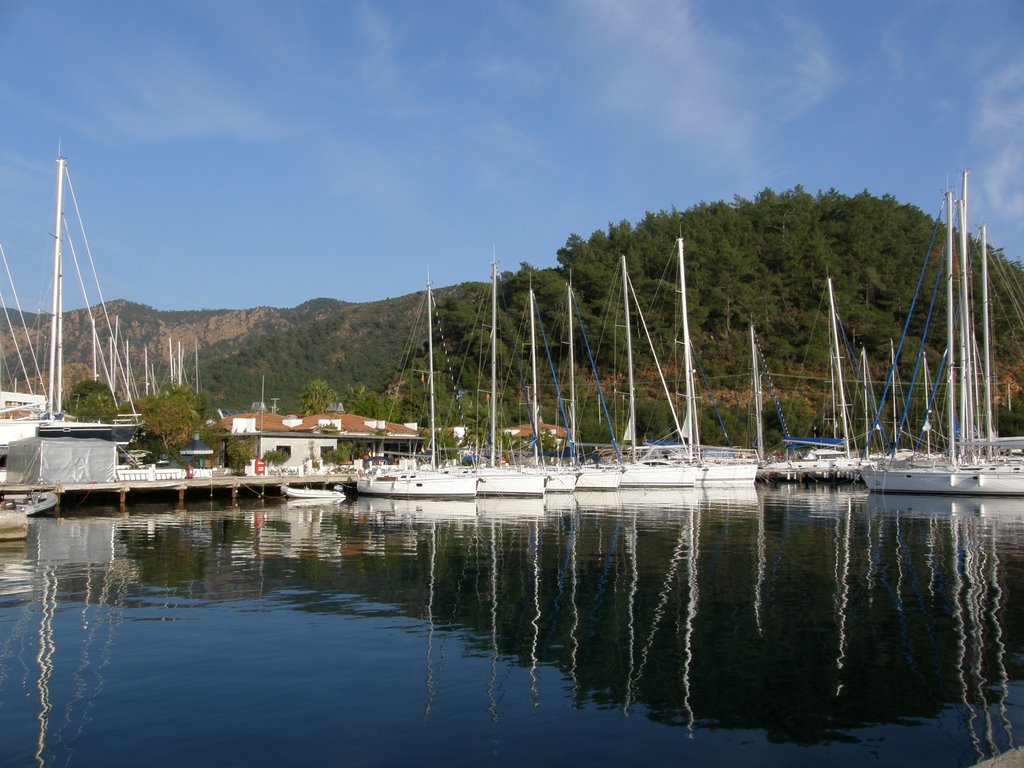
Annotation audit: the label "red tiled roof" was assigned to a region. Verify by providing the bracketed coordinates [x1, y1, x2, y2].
[503, 422, 567, 438]
[219, 411, 419, 437]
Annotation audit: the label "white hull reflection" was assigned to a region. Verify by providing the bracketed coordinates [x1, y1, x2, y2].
[863, 492, 1024, 520]
[476, 496, 546, 518]
[355, 495, 478, 519]
[698, 485, 761, 508]
[573, 487, 699, 511]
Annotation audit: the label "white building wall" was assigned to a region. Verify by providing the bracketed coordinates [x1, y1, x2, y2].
[259, 435, 339, 471]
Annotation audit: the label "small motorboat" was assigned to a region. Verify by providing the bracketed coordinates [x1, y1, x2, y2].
[282, 485, 346, 501]
[2, 491, 59, 516]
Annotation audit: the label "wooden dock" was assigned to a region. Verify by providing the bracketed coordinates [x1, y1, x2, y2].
[1, 471, 358, 509]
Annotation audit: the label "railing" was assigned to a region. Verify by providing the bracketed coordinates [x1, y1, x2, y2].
[116, 466, 214, 481]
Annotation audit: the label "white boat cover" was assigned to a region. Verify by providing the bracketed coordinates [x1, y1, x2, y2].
[6, 437, 117, 483]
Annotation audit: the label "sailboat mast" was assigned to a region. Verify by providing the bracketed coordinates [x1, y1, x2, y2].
[861, 346, 870, 455]
[427, 279, 437, 469]
[529, 288, 540, 463]
[945, 189, 957, 466]
[958, 171, 974, 459]
[981, 224, 994, 458]
[678, 238, 698, 461]
[827, 277, 851, 455]
[47, 156, 66, 416]
[923, 354, 932, 456]
[621, 255, 637, 462]
[490, 259, 498, 467]
[567, 281, 577, 463]
[890, 340, 897, 447]
[751, 325, 764, 462]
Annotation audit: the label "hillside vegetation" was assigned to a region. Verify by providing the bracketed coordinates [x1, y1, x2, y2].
[11, 186, 1024, 454]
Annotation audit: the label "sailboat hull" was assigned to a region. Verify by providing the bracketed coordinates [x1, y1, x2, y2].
[620, 462, 697, 488]
[696, 461, 759, 485]
[475, 468, 546, 497]
[356, 468, 477, 498]
[862, 462, 1024, 495]
[37, 422, 138, 445]
[574, 465, 623, 490]
[542, 468, 577, 493]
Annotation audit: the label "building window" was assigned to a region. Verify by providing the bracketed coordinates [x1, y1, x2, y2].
[275, 445, 292, 457]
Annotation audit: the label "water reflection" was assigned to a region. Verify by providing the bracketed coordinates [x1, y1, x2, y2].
[0, 490, 1022, 766]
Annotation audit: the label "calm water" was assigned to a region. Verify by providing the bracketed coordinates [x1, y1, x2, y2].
[1, 486, 1022, 767]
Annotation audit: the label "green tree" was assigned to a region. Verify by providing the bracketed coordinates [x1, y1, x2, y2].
[225, 436, 255, 473]
[136, 385, 201, 457]
[322, 443, 352, 466]
[262, 449, 289, 468]
[345, 384, 388, 418]
[67, 379, 118, 422]
[300, 378, 337, 415]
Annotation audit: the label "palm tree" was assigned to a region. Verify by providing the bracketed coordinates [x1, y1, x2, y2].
[300, 378, 337, 415]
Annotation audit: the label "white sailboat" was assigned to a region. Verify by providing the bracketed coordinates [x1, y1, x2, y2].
[861, 172, 1024, 495]
[356, 279, 477, 499]
[475, 261, 546, 498]
[617, 254, 696, 489]
[1, 156, 139, 457]
[758, 279, 864, 482]
[525, 283, 577, 493]
[568, 281, 624, 491]
[673, 238, 758, 486]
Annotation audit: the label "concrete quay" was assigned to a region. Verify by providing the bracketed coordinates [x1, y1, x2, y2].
[1, 470, 357, 509]
[975, 749, 1024, 767]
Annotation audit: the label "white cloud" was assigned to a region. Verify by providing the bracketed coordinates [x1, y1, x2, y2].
[574, 0, 750, 152]
[975, 62, 1024, 138]
[567, 0, 837, 166]
[772, 11, 839, 116]
[355, 4, 401, 96]
[321, 136, 410, 207]
[980, 146, 1024, 223]
[974, 62, 1024, 222]
[80, 46, 290, 142]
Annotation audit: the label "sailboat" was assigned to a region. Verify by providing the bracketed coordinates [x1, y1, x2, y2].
[672, 238, 758, 486]
[568, 280, 625, 491]
[474, 261, 546, 498]
[356, 279, 477, 499]
[1, 156, 139, 456]
[861, 172, 1024, 495]
[617, 254, 696, 489]
[757, 279, 864, 483]
[524, 283, 577, 492]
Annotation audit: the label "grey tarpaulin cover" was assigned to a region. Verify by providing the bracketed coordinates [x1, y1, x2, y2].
[6, 437, 117, 483]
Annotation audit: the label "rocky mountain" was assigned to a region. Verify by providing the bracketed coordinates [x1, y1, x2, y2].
[6, 286, 479, 415]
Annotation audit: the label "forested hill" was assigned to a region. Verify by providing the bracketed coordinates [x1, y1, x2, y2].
[422, 187, 1024, 445]
[21, 186, 1024, 447]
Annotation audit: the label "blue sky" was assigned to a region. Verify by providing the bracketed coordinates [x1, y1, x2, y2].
[0, 0, 1021, 312]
